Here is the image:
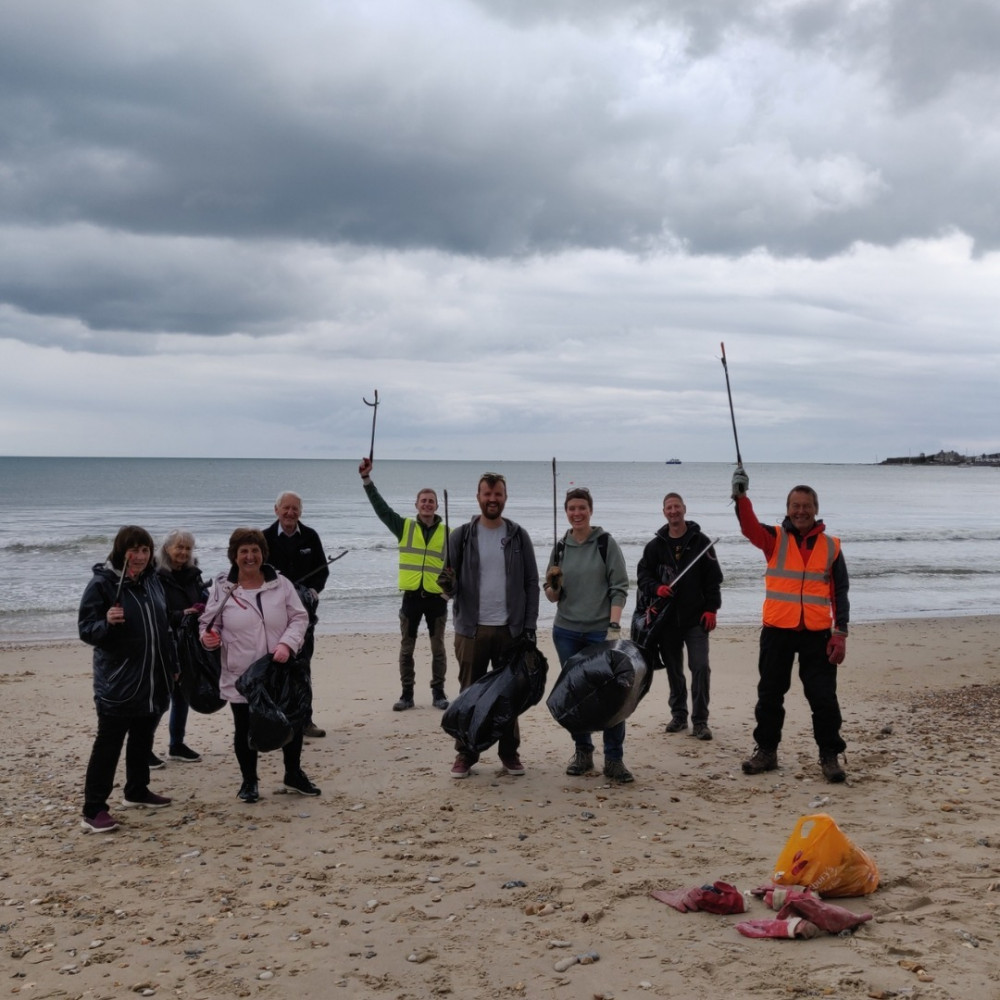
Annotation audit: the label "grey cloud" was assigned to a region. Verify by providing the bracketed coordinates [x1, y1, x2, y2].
[3, 0, 1000, 267]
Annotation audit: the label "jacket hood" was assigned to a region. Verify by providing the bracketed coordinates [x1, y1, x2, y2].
[780, 517, 826, 540]
[654, 519, 702, 542]
[224, 562, 280, 584]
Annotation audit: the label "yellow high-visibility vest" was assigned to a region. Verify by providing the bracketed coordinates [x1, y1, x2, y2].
[398, 519, 447, 593]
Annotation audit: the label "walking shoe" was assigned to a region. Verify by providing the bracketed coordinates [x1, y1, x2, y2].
[148, 752, 165, 770]
[303, 723, 327, 738]
[819, 753, 847, 783]
[692, 723, 714, 741]
[500, 755, 526, 776]
[283, 770, 321, 796]
[237, 779, 260, 803]
[168, 743, 202, 762]
[603, 759, 635, 783]
[664, 717, 688, 734]
[121, 791, 172, 808]
[450, 755, 473, 778]
[432, 688, 449, 710]
[393, 691, 415, 711]
[741, 746, 778, 775]
[80, 810, 118, 833]
[565, 749, 594, 776]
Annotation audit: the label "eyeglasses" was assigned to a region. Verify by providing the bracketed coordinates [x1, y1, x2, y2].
[565, 486, 592, 498]
[479, 472, 506, 485]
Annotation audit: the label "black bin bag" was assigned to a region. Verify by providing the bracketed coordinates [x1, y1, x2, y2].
[175, 612, 226, 714]
[441, 641, 548, 753]
[546, 638, 653, 733]
[235, 653, 313, 752]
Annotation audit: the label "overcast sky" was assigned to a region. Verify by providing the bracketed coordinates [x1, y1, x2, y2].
[2, 0, 998, 463]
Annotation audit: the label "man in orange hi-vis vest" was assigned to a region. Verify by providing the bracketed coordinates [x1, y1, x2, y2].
[731, 469, 850, 783]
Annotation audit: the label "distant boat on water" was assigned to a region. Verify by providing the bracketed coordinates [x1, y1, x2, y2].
[665, 458, 682, 464]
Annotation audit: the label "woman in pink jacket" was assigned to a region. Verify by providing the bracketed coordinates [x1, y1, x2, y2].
[200, 528, 317, 803]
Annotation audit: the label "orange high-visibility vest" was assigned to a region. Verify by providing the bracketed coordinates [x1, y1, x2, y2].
[763, 529, 840, 630]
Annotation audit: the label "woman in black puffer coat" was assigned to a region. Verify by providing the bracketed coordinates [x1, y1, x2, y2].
[78, 525, 175, 833]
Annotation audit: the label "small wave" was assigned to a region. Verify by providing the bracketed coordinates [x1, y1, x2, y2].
[3, 535, 110, 554]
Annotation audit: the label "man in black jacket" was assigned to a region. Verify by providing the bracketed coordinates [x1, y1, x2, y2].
[636, 492, 723, 740]
[263, 491, 330, 738]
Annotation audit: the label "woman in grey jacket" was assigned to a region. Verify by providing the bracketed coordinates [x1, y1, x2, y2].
[544, 488, 633, 782]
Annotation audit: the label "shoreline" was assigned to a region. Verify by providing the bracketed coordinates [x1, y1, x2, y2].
[3, 615, 999, 997]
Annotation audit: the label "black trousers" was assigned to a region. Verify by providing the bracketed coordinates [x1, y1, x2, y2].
[753, 626, 845, 754]
[230, 702, 304, 783]
[83, 712, 158, 818]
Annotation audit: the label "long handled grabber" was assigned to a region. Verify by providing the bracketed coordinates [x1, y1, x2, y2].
[551, 457, 558, 548]
[363, 389, 379, 461]
[295, 550, 348, 587]
[640, 537, 720, 649]
[114, 555, 130, 606]
[443, 489, 451, 569]
[719, 342, 743, 468]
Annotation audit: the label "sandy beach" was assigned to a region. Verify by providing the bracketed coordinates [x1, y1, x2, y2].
[2, 617, 999, 999]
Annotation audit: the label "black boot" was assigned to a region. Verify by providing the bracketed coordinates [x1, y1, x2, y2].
[393, 687, 415, 711]
[432, 687, 449, 710]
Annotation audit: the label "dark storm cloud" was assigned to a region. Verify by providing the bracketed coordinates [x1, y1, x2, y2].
[2, 0, 999, 271]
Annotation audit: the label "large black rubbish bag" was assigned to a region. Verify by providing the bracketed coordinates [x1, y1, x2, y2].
[175, 612, 226, 714]
[546, 638, 653, 733]
[630, 596, 673, 662]
[235, 653, 312, 752]
[441, 641, 549, 753]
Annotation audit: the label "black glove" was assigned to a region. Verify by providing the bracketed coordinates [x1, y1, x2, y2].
[731, 466, 749, 499]
[436, 567, 456, 596]
[523, 629, 537, 645]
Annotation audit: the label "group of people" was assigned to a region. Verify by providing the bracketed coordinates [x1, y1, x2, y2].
[77, 492, 330, 833]
[77, 464, 851, 833]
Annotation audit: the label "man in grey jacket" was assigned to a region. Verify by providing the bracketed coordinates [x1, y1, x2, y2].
[439, 472, 539, 779]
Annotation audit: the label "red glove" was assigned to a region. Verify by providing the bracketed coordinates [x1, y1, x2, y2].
[656, 584, 673, 598]
[735, 917, 821, 939]
[827, 633, 846, 665]
[700, 612, 717, 632]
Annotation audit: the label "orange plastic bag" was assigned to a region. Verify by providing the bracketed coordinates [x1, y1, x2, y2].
[773, 813, 879, 897]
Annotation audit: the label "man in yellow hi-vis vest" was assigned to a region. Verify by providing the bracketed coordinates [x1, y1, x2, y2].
[359, 457, 450, 711]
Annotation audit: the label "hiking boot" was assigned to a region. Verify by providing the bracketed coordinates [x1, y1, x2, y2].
[303, 723, 327, 738]
[80, 810, 118, 833]
[741, 746, 778, 775]
[565, 749, 594, 776]
[432, 687, 449, 710]
[393, 690, 415, 711]
[148, 752, 165, 770]
[603, 759, 635, 783]
[692, 722, 713, 741]
[500, 755, 526, 776]
[121, 791, 172, 808]
[819, 753, 847, 783]
[664, 717, 688, 734]
[451, 754, 473, 778]
[168, 743, 202, 762]
[284, 770, 321, 796]
[237, 779, 260, 803]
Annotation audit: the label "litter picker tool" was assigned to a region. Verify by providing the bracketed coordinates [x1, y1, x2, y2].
[363, 389, 380, 461]
[551, 457, 558, 548]
[295, 550, 348, 587]
[443, 489, 451, 568]
[113, 555, 130, 606]
[720, 342, 743, 467]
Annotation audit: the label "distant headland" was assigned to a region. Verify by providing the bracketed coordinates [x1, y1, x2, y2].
[880, 449, 1000, 466]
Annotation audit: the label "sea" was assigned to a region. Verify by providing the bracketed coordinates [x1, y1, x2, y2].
[1, 457, 998, 645]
